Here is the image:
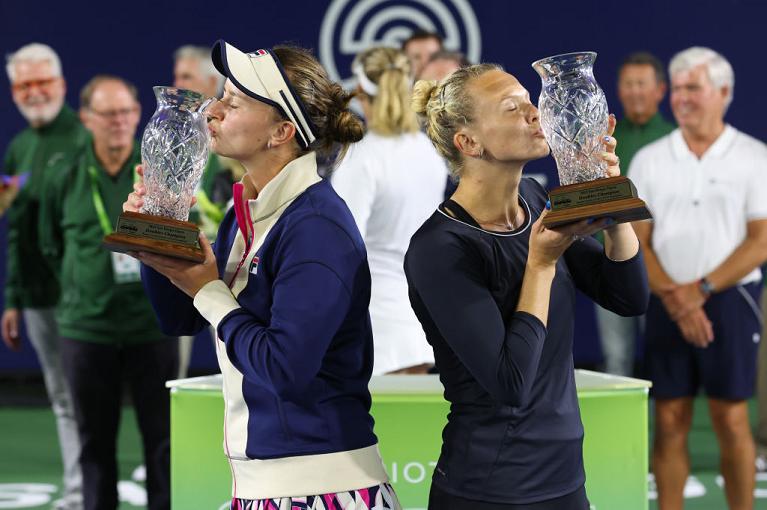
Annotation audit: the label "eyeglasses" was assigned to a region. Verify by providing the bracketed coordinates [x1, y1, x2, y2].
[12, 78, 59, 93]
[87, 107, 139, 120]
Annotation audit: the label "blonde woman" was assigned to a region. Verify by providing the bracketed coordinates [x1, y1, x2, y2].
[332, 46, 448, 375]
[405, 65, 649, 508]
[125, 41, 400, 510]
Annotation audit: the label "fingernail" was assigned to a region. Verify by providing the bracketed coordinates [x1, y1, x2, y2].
[587, 217, 595, 225]
[545, 199, 551, 210]
[603, 136, 611, 142]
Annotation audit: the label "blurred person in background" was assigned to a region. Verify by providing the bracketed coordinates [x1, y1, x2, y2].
[173, 44, 223, 99]
[39, 75, 177, 510]
[2, 42, 87, 510]
[172, 45, 244, 378]
[614, 52, 675, 166]
[596, 51, 675, 377]
[630, 46, 767, 510]
[332, 46, 448, 374]
[418, 50, 470, 82]
[401, 29, 442, 79]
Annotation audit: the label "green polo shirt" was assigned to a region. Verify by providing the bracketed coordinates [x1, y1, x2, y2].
[2, 105, 88, 308]
[38, 141, 166, 344]
[613, 112, 676, 174]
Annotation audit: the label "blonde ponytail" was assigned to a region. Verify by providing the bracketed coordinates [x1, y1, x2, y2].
[354, 47, 419, 136]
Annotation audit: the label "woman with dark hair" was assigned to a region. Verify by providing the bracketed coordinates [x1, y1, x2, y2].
[406, 64, 649, 509]
[124, 40, 400, 510]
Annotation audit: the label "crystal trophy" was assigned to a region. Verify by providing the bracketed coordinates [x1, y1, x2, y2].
[103, 87, 212, 262]
[532, 52, 651, 227]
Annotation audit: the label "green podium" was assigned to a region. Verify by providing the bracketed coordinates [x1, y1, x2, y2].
[168, 370, 650, 510]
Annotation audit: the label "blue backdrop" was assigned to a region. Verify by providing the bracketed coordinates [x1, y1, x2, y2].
[1, 0, 765, 372]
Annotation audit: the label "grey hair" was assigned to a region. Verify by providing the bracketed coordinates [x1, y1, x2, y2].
[173, 45, 224, 94]
[6, 43, 62, 83]
[669, 46, 734, 112]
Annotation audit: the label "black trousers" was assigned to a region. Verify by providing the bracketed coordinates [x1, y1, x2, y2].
[428, 483, 590, 510]
[61, 337, 178, 510]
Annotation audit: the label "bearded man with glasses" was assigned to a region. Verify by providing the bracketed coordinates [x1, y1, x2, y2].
[1, 42, 87, 510]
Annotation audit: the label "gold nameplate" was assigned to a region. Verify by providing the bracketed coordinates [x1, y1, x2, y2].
[543, 176, 652, 228]
[551, 180, 635, 210]
[114, 214, 200, 248]
[103, 211, 204, 262]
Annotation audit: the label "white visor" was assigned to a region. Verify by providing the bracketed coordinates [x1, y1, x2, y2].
[211, 39, 317, 149]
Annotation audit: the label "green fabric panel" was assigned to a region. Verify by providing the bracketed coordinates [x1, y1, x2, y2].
[167, 378, 652, 510]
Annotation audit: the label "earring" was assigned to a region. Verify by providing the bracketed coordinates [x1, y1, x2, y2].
[267, 140, 272, 150]
[477, 148, 484, 159]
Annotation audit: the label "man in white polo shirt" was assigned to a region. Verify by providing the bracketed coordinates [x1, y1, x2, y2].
[630, 47, 767, 510]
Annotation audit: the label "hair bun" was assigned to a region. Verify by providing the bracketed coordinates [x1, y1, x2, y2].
[411, 79, 439, 115]
[323, 83, 364, 144]
[330, 108, 364, 144]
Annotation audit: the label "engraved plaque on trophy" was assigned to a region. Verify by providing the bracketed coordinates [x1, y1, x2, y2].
[532, 52, 652, 228]
[103, 87, 212, 262]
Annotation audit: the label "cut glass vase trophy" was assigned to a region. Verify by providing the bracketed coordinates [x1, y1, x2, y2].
[532, 52, 652, 228]
[103, 86, 212, 262]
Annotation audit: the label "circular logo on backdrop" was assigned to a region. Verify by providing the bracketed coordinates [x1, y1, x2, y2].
[319, 0, 482, 88]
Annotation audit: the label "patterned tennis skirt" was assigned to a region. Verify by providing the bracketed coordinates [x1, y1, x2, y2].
[230, 482, 400, 510]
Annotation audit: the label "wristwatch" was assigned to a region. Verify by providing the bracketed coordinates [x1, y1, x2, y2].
[698, 277, 715, 297]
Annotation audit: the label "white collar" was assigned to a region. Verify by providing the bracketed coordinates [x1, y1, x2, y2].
[246, 152, 321, 223]
[671, 124, 737, 162]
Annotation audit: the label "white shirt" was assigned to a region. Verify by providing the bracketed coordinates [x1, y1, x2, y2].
[629, 125, 767, 285]
[332, 131, 448, 374]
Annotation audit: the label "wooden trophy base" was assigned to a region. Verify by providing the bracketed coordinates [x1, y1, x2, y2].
[543, 175, 653, 228]
[103, 211, 204, 262]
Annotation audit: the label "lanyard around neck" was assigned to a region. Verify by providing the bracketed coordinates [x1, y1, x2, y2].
[87, 165, 114, 236]
[86, 159, 140, 236]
